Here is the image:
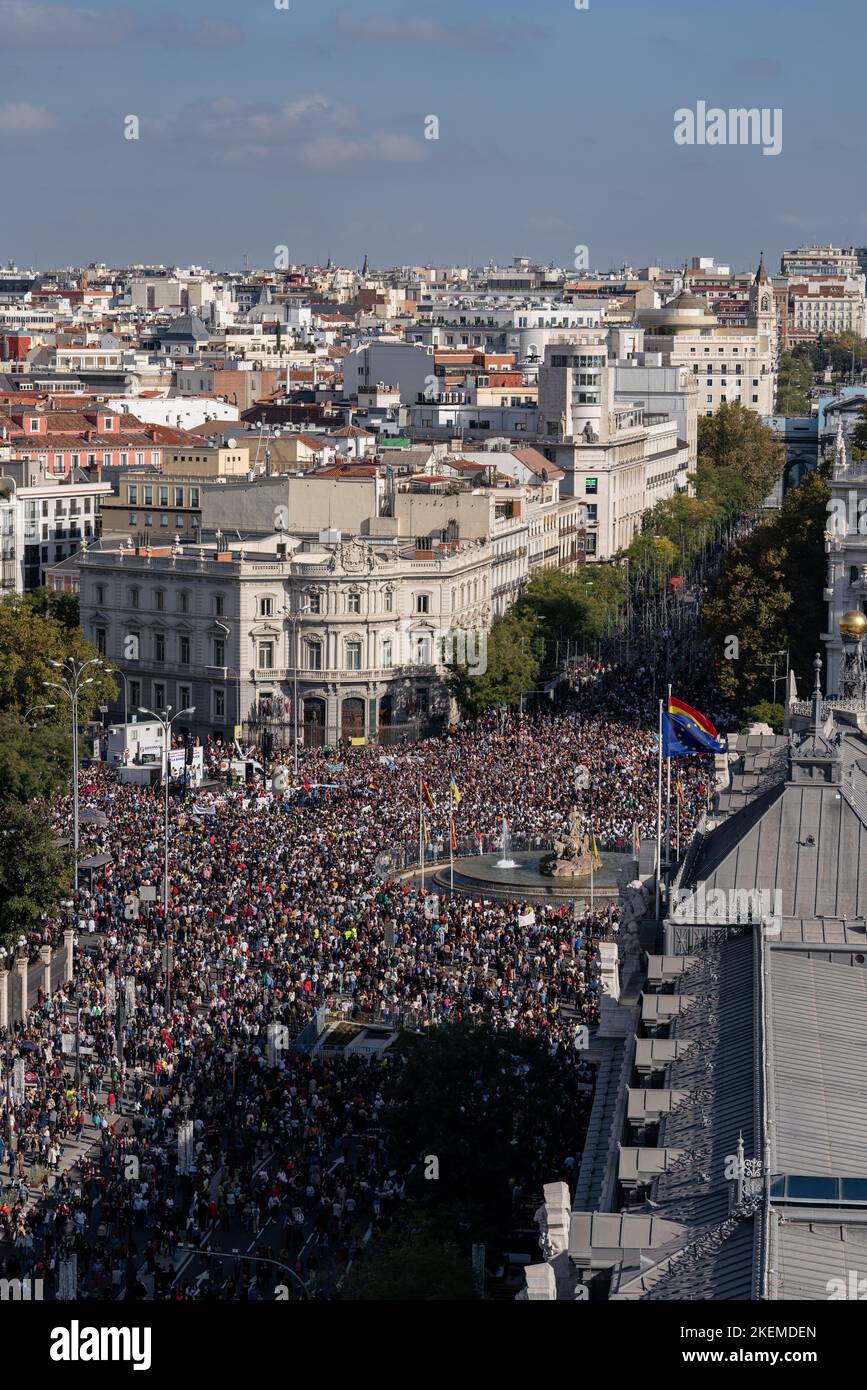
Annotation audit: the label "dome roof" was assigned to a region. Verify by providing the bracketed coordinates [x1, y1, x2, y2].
[669, 289, 713, 313]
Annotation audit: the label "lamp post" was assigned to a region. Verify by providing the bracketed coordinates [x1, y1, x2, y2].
[24, 701, 55, 725]
[111, 667, 131, 726]
[284, 601, 311, 777]
[44, 656, 104, 893]
[137, 703, 196, 1009]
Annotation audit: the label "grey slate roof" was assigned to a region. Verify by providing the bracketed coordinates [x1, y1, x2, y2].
[766, 951, 867, 1176]
[771, 1212, 867, 1300]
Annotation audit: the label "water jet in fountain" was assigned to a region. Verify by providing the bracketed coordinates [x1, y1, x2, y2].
[495, 814, 518, 869]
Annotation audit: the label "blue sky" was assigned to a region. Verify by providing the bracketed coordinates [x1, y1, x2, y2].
[0, 0, 864, 273]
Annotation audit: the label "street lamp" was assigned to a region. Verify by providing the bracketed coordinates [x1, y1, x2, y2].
[137, 703, 195, 1009]
[23, 701, 55, 725]
[110, 667, 131, 726]
[284, 601, 312, 778]
[44, 656, 103, 892]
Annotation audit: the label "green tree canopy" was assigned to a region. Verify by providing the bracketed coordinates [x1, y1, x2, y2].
[696, 401, 785, 513]
[741, 702, 784, 734]
[0, 800, 71, 947]
[703, 472, 829, 708]
[446, 610, 543, 717]
[775, 351, 813, 416]
[0, 595, 115, 723]
[850, 404, 867, 459]
[0, 712, 71, 803]
[340, 1211, 481, 1301]
[21, 586, 80, 630]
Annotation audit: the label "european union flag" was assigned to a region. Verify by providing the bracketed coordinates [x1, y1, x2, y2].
[662, 712, 726, 757]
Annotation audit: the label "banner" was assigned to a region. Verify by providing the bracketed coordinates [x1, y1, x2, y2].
[57, 1255, 78, 1301]
[12, 1058, 25, 1103]
[176, 1119, 195, 1175]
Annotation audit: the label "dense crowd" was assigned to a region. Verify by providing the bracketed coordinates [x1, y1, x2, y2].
[1, 673, 717, 1299]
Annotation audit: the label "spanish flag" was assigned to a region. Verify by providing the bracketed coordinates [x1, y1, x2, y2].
[423, 816, 431, 847]
[421, 780, 435, 809]
[669, 696, 721, 740]
[676, 773, 685, 809]
[449, 776, 461, 806]
[665, 696, 726, 756]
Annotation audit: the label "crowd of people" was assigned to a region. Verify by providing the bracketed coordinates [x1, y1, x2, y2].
[0, 669, 719, 1299]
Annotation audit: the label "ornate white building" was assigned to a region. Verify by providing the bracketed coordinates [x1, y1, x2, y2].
[76, 529, 493, 747]
[822, 417, 867, 696]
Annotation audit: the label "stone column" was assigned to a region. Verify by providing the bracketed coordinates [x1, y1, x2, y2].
[15, 952, 29, 1024]
[63, 928, 75, 984]
[41, 944, 53, 1000]
[0, 968, 8, 1030]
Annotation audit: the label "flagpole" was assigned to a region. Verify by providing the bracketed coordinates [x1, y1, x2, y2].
[655, 698, 663, 919]
[419, 773, 424, 891]
[449, 804, 455, 893]
[665, 682, 672, 865]
[676, 782, 681, 860]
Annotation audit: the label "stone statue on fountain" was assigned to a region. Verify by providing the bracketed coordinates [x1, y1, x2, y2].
[541, 806, 595, 879]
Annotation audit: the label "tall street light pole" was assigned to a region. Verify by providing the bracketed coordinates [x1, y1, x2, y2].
[284, 601, 311, 778]
[137, 703, 196, 1009]
[44, 656, 104, 894]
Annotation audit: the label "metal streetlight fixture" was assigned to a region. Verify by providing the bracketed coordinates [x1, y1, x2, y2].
[44, 656, 104, 892]
[23, 701, 55, 725]
[137, 703, 196, 1009]
[284, 600, 312, 777]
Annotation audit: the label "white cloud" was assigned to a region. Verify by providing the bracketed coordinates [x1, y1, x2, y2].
[0, 100, 57, 133]
[0, 1, 130, 47]
[334, 12, 543, 51]
[148, 97, 423, 169]
[0, 2, 243, 49]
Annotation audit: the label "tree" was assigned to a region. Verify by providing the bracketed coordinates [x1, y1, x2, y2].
[0, 801, 71, 947]
[514, 566, 628, 670]
[340, 1211, 481, 1301]
[446, 611, 542, 717]
[775, 351, 813, 416]
[703, 472, 829, 709]
[0, 712, 71, 803]
[0, 595, 115, 723]
[741, 702, 784, 734]
[640, 494, 720, 559]
[824, 331, 867, 379]
[384, 1023, 588, 1233]
[696, 402, 785, 513]
[850, 404, 867, 459]
[22, 586, 80, 630]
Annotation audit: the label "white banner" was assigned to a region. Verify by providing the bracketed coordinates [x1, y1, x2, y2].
[176, 1119, 195, 1175]
[518, 911, 536, 927]
[11, 1058, 25, 1103]
[58, 1256, 78, 1301]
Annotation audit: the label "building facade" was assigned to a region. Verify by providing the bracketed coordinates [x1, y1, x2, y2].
[76, 531, 494, 747]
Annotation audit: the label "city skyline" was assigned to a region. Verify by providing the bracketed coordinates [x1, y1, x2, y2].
[0, 0, 864, 270]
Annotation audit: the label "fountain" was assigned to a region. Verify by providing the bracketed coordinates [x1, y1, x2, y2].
[495, 814, 518, 869]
